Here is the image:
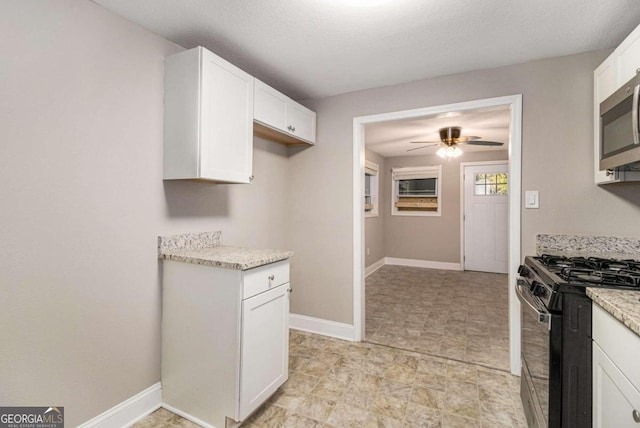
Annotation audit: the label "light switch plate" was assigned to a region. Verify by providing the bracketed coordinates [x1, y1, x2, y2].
[525, 190, 539, 209]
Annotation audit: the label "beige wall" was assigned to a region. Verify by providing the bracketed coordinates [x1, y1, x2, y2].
[292, 49, 640, 325]
[384, 151, 508, 263]
[364, 149, 386, 267]
[0, 1, 290, 425]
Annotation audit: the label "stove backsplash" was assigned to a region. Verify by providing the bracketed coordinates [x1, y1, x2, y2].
[536, 234, 640, 259]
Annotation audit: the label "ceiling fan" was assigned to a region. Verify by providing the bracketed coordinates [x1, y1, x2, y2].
[408, 126, 504, 158]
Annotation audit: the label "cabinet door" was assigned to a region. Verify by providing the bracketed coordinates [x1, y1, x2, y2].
[239, 283, 289, 420]
[199, 49, 254, 183]
[617, 25, 640, 85]
[254, 79, 288, 133]
[593, 343, 640, 428]
[286, 101, 316, 144]
[594, 54, 619, 184]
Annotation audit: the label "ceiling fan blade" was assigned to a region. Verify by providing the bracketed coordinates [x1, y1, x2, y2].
[464, 140, 504, 146]
[409, 141, 440, 145]
[406, 145, 432, 152]
[457, 136, 481, 142]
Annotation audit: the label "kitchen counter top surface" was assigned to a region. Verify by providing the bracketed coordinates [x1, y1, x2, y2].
[587, 288, 640, 337]
[158, 231, 293, 270]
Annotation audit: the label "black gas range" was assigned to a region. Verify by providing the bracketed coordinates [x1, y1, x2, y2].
[517, 255, 640, 428]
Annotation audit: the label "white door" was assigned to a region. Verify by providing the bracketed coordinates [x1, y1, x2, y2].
[239, 283, 289, 420]
[463, 163, 508, 273]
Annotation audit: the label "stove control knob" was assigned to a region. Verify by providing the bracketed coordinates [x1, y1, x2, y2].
[517, 265, 531, 278]
[531, 282, 546, 298]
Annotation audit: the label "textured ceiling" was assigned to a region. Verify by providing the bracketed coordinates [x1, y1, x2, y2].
[92, 0, 640, 100]
[365, 106, 511, 157]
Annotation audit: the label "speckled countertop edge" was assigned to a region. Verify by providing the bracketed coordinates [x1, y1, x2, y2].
[160, 245, 293, 270]
[537, 234, 640, 258]
[587, 288, 640, 337]
[157, 232, 293, 270]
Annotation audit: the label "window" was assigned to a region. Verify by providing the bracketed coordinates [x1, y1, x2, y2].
[364, 161, 379, 217]
[391, 165, 442, 216]
[474, 172, 508, 195]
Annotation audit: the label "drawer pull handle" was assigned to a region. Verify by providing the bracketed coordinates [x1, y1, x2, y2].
[633, 409, 640, 423]
[268, 275, 275, 281]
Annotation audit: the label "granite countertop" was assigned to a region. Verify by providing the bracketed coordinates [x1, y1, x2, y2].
[536, 234, 640, 260]
[157, 231, 293, 270]
[587, 288, 640, 337]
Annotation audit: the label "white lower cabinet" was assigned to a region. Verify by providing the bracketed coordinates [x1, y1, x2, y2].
[239, 285, 289, 419]
[162, 259, 290, 427]
[592, 304, 640, 428]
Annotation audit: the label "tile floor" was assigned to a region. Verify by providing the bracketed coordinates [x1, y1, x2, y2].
[135, 329, 526, 427]
[135, 265, 526, 427]
[366, 265, 510, 371]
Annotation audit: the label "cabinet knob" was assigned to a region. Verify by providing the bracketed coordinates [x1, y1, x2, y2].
[633, 409, 640, 423]
[292, 126, 296, 132]
[288, 288, 293, 293]
[606, 169, 614, 176]
[249, 175, 254, 182]
[268, 275, 275, 281]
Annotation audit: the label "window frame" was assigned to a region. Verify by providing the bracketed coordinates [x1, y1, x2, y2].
[391, 165, 442, 217]
[364, 160, 379, 217]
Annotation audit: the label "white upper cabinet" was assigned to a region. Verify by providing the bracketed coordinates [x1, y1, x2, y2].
[254, 79, 316, 145]
[593, 23, 640, 184]
[617, 25, 640, 85]
[254, 81, 288, 131]
[164, 47, 254, 183]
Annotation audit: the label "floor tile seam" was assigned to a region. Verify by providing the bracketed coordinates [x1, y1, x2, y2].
[363, 338, 511, 374]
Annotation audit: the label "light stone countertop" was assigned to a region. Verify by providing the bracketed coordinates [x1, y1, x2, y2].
[587, 288, 640, 337]
[158, 231, 293, 270]
[536, 234, 640, 259]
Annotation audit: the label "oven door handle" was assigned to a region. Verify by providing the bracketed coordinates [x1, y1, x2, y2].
[516, 280, 551, 329]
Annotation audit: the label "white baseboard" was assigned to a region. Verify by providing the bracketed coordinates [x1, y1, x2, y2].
[365, 258, 385, 277]
[78, 382, 162, 428]
[290, 314, 354, 342]
[385, 257, 462, 271]
[160, 403, 216, 428]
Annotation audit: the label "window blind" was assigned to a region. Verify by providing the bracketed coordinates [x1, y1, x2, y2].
[392, 166, 439, 180]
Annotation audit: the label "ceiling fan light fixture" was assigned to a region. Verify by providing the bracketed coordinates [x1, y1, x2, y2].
[437, 146, 463, 159]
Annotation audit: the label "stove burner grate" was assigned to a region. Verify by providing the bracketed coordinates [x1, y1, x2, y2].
[560, 267, 640, 288]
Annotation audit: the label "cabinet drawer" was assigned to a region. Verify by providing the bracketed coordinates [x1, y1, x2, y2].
[242, 260, 289, 299]
[593, 304, 640, 392]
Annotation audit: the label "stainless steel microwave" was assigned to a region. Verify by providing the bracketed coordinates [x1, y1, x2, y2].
[599, 73, 640, 170]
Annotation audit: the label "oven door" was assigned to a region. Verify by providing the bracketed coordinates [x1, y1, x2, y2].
[517, 279, 552, 428]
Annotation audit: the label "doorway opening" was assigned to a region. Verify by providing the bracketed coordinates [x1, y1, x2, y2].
[352, 95, 522, 375]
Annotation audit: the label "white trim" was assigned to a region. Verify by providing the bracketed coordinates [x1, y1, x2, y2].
[459, 160, 509, 272]
[290, 314, 355, 342]
[78, 383, 162, 428]
[353, 94, 522, 376]
[385, 257, 462, 271]
[353, 119, 365, 342]
[507, 94, 523, 376]
[365, 258, 385, 277]
[160, 403, 216, 428]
